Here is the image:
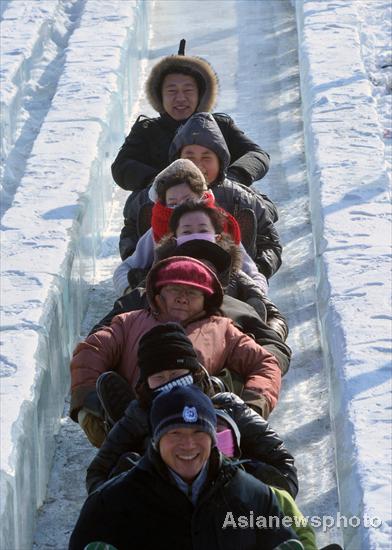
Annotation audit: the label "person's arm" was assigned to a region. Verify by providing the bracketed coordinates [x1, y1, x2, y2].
[119, 188, 152, 260]
[111, 118, 160, 191]
[271, 488, 318, 550]
[223, 322, 281, 417]
[119, 219, 139, 260]
[229, 272, 289, 341]
[230, 271, 265, 302]
[70, 316, 130, 421]
[262, 296, 289, 342]
[251, 195, 282, 279]
[252, 482, 299, 548]
[86, 400, 149, 494]
[215, 114, 270, 185]
[226, 271, 267, 320]
[254, 226, 282, 280]
[212, 392, 298, 498]
[240, 244, 269, 295]
[221, 295, 291, 376]
[113, 230, 154, 296]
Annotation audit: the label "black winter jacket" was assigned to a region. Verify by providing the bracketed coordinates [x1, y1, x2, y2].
[86, 392, 298, 498]
[112, 112, 270, 192]
[212, 178, 282, 278]
[226, 272, 288, 340]
[89, 292, 291, 374]
[72, 446, 297, 550]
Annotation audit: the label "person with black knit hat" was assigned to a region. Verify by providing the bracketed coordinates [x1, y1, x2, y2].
[112, 40, 270, 260]
[70, 256, 281, 447]
[70, 385, 301, 550]
[94, 322, 209, 426]
[86, 323, 297, 499]
[135, 322, 205, 400]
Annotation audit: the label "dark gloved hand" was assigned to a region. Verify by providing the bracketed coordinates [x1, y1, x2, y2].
[83, 390, 105, 418]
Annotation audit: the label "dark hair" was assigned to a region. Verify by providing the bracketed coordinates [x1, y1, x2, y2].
[159, 68, 205, 102]
[169, 200, 225, 235]
[135, 365, 215, 410]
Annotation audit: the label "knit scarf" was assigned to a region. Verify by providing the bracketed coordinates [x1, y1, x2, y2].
[151, 191, 241, 245]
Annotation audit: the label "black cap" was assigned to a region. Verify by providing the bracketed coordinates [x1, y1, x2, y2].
[138, 323, 200, 381]
[174, 239, 231, 274]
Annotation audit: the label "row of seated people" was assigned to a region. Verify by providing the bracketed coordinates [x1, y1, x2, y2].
[68, 41, 342, 550]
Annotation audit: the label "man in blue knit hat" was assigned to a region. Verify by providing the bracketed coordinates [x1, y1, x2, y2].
[69, 386, 302, 550]
[150, 384, 217, 495]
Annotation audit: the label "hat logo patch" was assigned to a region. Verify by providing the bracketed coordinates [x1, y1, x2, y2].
[183, 406, 198, 423]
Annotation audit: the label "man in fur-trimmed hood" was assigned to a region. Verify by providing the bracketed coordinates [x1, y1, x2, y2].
[111, 40, 270, 197]
[145, 49, 218, 116]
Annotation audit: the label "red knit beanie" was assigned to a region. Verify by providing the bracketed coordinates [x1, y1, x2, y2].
[154, 258, 215, 295]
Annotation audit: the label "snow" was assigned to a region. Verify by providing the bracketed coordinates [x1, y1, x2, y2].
[296, 1, 391, 547]
[0, 0, 390, 549]
[1, 2, 148, 548]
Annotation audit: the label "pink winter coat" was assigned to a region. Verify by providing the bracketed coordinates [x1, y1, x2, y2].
[70, 309, 281, 419]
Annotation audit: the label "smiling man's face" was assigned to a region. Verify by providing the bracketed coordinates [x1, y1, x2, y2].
[162, 73, 199, 121]
[159, 427, 211, 483]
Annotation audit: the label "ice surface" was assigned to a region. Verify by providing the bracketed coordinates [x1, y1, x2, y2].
[0, 1, 149, 549]
[0, 0, 391, 549]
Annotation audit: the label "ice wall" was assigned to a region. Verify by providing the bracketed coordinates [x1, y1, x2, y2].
[295, 1, 391, 548]
[0, 2, 150, 548]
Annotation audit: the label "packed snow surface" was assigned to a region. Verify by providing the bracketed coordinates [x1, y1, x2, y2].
[0, 0, 390, 549]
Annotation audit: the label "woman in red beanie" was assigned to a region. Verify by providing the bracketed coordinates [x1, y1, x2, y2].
[70, 256, 281, 447]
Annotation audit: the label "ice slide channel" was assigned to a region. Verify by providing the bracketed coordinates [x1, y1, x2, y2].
[1, 0, 387, 549]
[31, 1, 342, 549]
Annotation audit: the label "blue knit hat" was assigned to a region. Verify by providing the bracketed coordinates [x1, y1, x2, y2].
[151, 385, 217, 445]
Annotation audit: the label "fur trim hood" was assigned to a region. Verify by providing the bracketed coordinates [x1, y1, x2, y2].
[146, 54, 218, 114]
[148, 158, 207, 203]
[169, 112, 230, 180]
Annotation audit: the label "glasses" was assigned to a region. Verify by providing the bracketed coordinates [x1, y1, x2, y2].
[163, 285, 204, 299]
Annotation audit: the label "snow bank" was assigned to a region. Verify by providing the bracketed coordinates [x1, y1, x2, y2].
[0, 1, 60, 167]
[0, 2, 149, 548]
[295, 1, 391, 548]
